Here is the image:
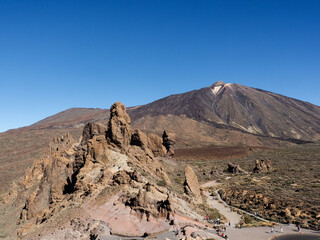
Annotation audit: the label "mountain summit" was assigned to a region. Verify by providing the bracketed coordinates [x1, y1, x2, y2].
[129, 82, 320, 141]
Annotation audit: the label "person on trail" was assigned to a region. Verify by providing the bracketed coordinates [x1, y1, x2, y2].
[271, 227, 274, 233]
[225, 235, 228, 240]
[228, 222, 231, 227]
[280, 226, 283, 233]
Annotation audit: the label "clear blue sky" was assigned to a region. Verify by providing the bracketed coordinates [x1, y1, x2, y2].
[1, 0, 319, 133]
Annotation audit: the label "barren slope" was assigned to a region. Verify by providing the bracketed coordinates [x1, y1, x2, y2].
[129, 81, 320, 141]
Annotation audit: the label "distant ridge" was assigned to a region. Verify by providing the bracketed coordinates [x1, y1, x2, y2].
[29, 82, 320, 142]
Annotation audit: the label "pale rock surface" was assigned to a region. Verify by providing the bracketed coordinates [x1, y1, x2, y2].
[184, 165, 202, 204]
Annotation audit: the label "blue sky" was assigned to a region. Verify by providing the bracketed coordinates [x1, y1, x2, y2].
[1, 0, 319, 132]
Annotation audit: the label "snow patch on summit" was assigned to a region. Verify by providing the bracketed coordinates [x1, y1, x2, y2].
[212, 86, 222, 95]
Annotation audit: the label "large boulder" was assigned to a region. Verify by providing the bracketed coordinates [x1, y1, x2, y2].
[252, 159, 272, 173]
[125, 182, 174, 220]
[184, 165, 201, 204]
[227, 163, 246, 174]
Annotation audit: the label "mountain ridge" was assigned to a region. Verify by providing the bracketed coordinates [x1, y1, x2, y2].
[25, 81, 320, 142]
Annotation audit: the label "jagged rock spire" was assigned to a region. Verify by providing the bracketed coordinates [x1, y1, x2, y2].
[106, 102, 132, 149]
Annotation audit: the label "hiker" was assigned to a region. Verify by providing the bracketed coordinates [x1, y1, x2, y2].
[280, 226, 283, 233]
[271, 227, 274, 233]
[225, 235, 228, 240]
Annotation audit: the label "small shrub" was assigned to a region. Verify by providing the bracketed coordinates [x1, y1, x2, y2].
[243, 214, 254, 224]
[157, 180, 167, 187]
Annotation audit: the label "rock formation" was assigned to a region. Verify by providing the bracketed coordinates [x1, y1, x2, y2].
[227, 162, 246, 174]
[162, 130, 175, 157]
[106, 102, 132, 149]
[20, 133, 77, 223]
[10, 102, 182, 238]
[252, 159, 272, 173]
[184, 165, 202, 204]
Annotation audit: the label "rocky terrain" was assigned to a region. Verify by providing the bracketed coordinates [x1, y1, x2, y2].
[0, 102, 218, 240]
[0, 82, 320, 239]
[3, 81, 319, 195]
[179, 144, 320, 230]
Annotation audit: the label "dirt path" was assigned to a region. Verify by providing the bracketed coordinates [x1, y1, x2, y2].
[201, 180, 241, 226]
[204, 191, 242, 227]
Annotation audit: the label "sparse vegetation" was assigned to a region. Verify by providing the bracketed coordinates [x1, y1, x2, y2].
[172, 143, 320, 229]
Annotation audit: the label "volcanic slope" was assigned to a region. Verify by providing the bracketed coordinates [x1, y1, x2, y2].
[129, 81, 320, 142]
[28, 81, 320, 142]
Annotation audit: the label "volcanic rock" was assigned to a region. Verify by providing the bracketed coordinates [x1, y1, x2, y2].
[252, 159, 272, 173]
[184, 165, 202, 204]
[125, 182, 174, 221]
[81, 122, 107, 146]
[162, 130, 175, 157]
[131, 129, 166, 158]
[15, 102, 175, 238]
[106, 102, 132, 149]
[20, 134, 76, 223]
[227, 163, 246, 174]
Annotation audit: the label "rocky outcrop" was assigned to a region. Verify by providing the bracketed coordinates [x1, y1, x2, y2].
[106, 102, 132, 149]
[184, 165, 202, 204]
[227, 163, 246, 174]
[17, 102, 172, 236]
[81, 122, 107, 145]
[131, 129, 166, 157]
[162, 130, 175, 157]
[125, 182, 174, 221]
[20, 134, 76, 223]
[252, 159, 272, 173]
